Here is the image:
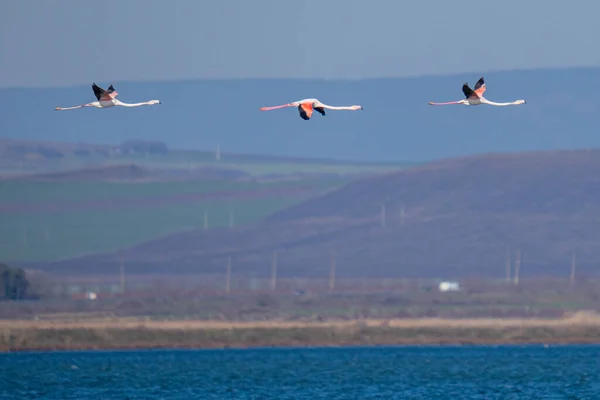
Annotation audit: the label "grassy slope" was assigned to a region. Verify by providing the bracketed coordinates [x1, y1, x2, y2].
[51, 148, 600, 279]
[0, 139, 412, 262]
[0, 178, 349, 261]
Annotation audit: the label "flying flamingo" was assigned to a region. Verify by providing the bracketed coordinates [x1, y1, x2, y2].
[55, 83, 161, 111]
[428, 77, 526, 107]
[260, 98, 363, 120]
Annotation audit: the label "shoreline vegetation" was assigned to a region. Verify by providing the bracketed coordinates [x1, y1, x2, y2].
[2, 313, 600, 352]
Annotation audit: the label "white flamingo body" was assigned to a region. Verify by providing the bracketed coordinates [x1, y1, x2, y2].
[260, 98, 363, 120]
[428, 77, 526, 107]
[465, 97, 482, 106]
[55, 83, 161, 111]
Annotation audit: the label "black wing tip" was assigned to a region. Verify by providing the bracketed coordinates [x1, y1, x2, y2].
[473, 77, 486, 91]
[314, 107, 326, 116]
[297, 105, 310, 120]
[462, 83, 474, 99]
[91, 83, 105, 100]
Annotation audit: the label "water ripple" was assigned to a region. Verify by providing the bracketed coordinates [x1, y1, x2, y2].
[1, 345, 599, 399]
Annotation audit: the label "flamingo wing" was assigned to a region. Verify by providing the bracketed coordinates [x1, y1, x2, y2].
[462, 83, 475, 99]
[92, 83, 113, 101]
[106, 84, 119, 98]
[298, 103, 314, 120]
[314, 106, 326, 116]
[473, 77, 486, 97]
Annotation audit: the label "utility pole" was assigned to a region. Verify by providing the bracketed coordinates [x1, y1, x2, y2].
[43, 225, 50, 243]
[271, 251, 278, 292]
[329, 251, 336, 292]
[505, 245, 511, 283]
[203, 210, 209, 230]
[380, 203, 386, 228]
[399, 205, 405, 226]
[225, 256, 232, 293]
[513, 249, 521, 286]
[570, 251, 577, 285]
[229, 209, 235, 228]
[119, 255, 126, 294]
[215, 143, 221, 161]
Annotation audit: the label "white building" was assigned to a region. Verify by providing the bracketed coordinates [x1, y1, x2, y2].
[438, 281, 460, 292]
[85, 291, 98, 300]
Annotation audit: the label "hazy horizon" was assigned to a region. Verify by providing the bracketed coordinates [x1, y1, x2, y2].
[3, 1, 600, 162]
[2, 0, 600, 88]
[0, 65, 592, 90]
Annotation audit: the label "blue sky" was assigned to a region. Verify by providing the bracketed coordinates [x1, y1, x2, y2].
[1, 0, 600, 88]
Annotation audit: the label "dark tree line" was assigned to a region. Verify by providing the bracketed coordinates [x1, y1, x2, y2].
[0, 263, 29, 300]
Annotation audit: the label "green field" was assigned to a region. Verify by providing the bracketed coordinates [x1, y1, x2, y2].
[0, 178, 337, 204]
[0, 140, 413, 262]
[0, 178, 349, 262]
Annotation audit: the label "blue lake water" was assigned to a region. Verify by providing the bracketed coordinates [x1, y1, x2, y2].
[1, 345, 599, 399]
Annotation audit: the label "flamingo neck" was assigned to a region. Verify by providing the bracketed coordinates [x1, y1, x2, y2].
[480, 98, 521, 106]
[319, 104, 354, 110]
[114, 100, 153, 107]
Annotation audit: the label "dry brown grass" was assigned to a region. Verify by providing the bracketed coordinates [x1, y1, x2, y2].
[3, 312, 600, 352]
[3, 310, 600, 331]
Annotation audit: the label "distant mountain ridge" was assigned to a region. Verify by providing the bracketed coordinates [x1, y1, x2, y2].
[36, 147, 600, 279]
[2, 67, 600, 162]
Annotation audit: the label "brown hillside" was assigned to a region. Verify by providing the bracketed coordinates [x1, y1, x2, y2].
[41, 149, 600, 279]
[266, 148, 600, 221]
